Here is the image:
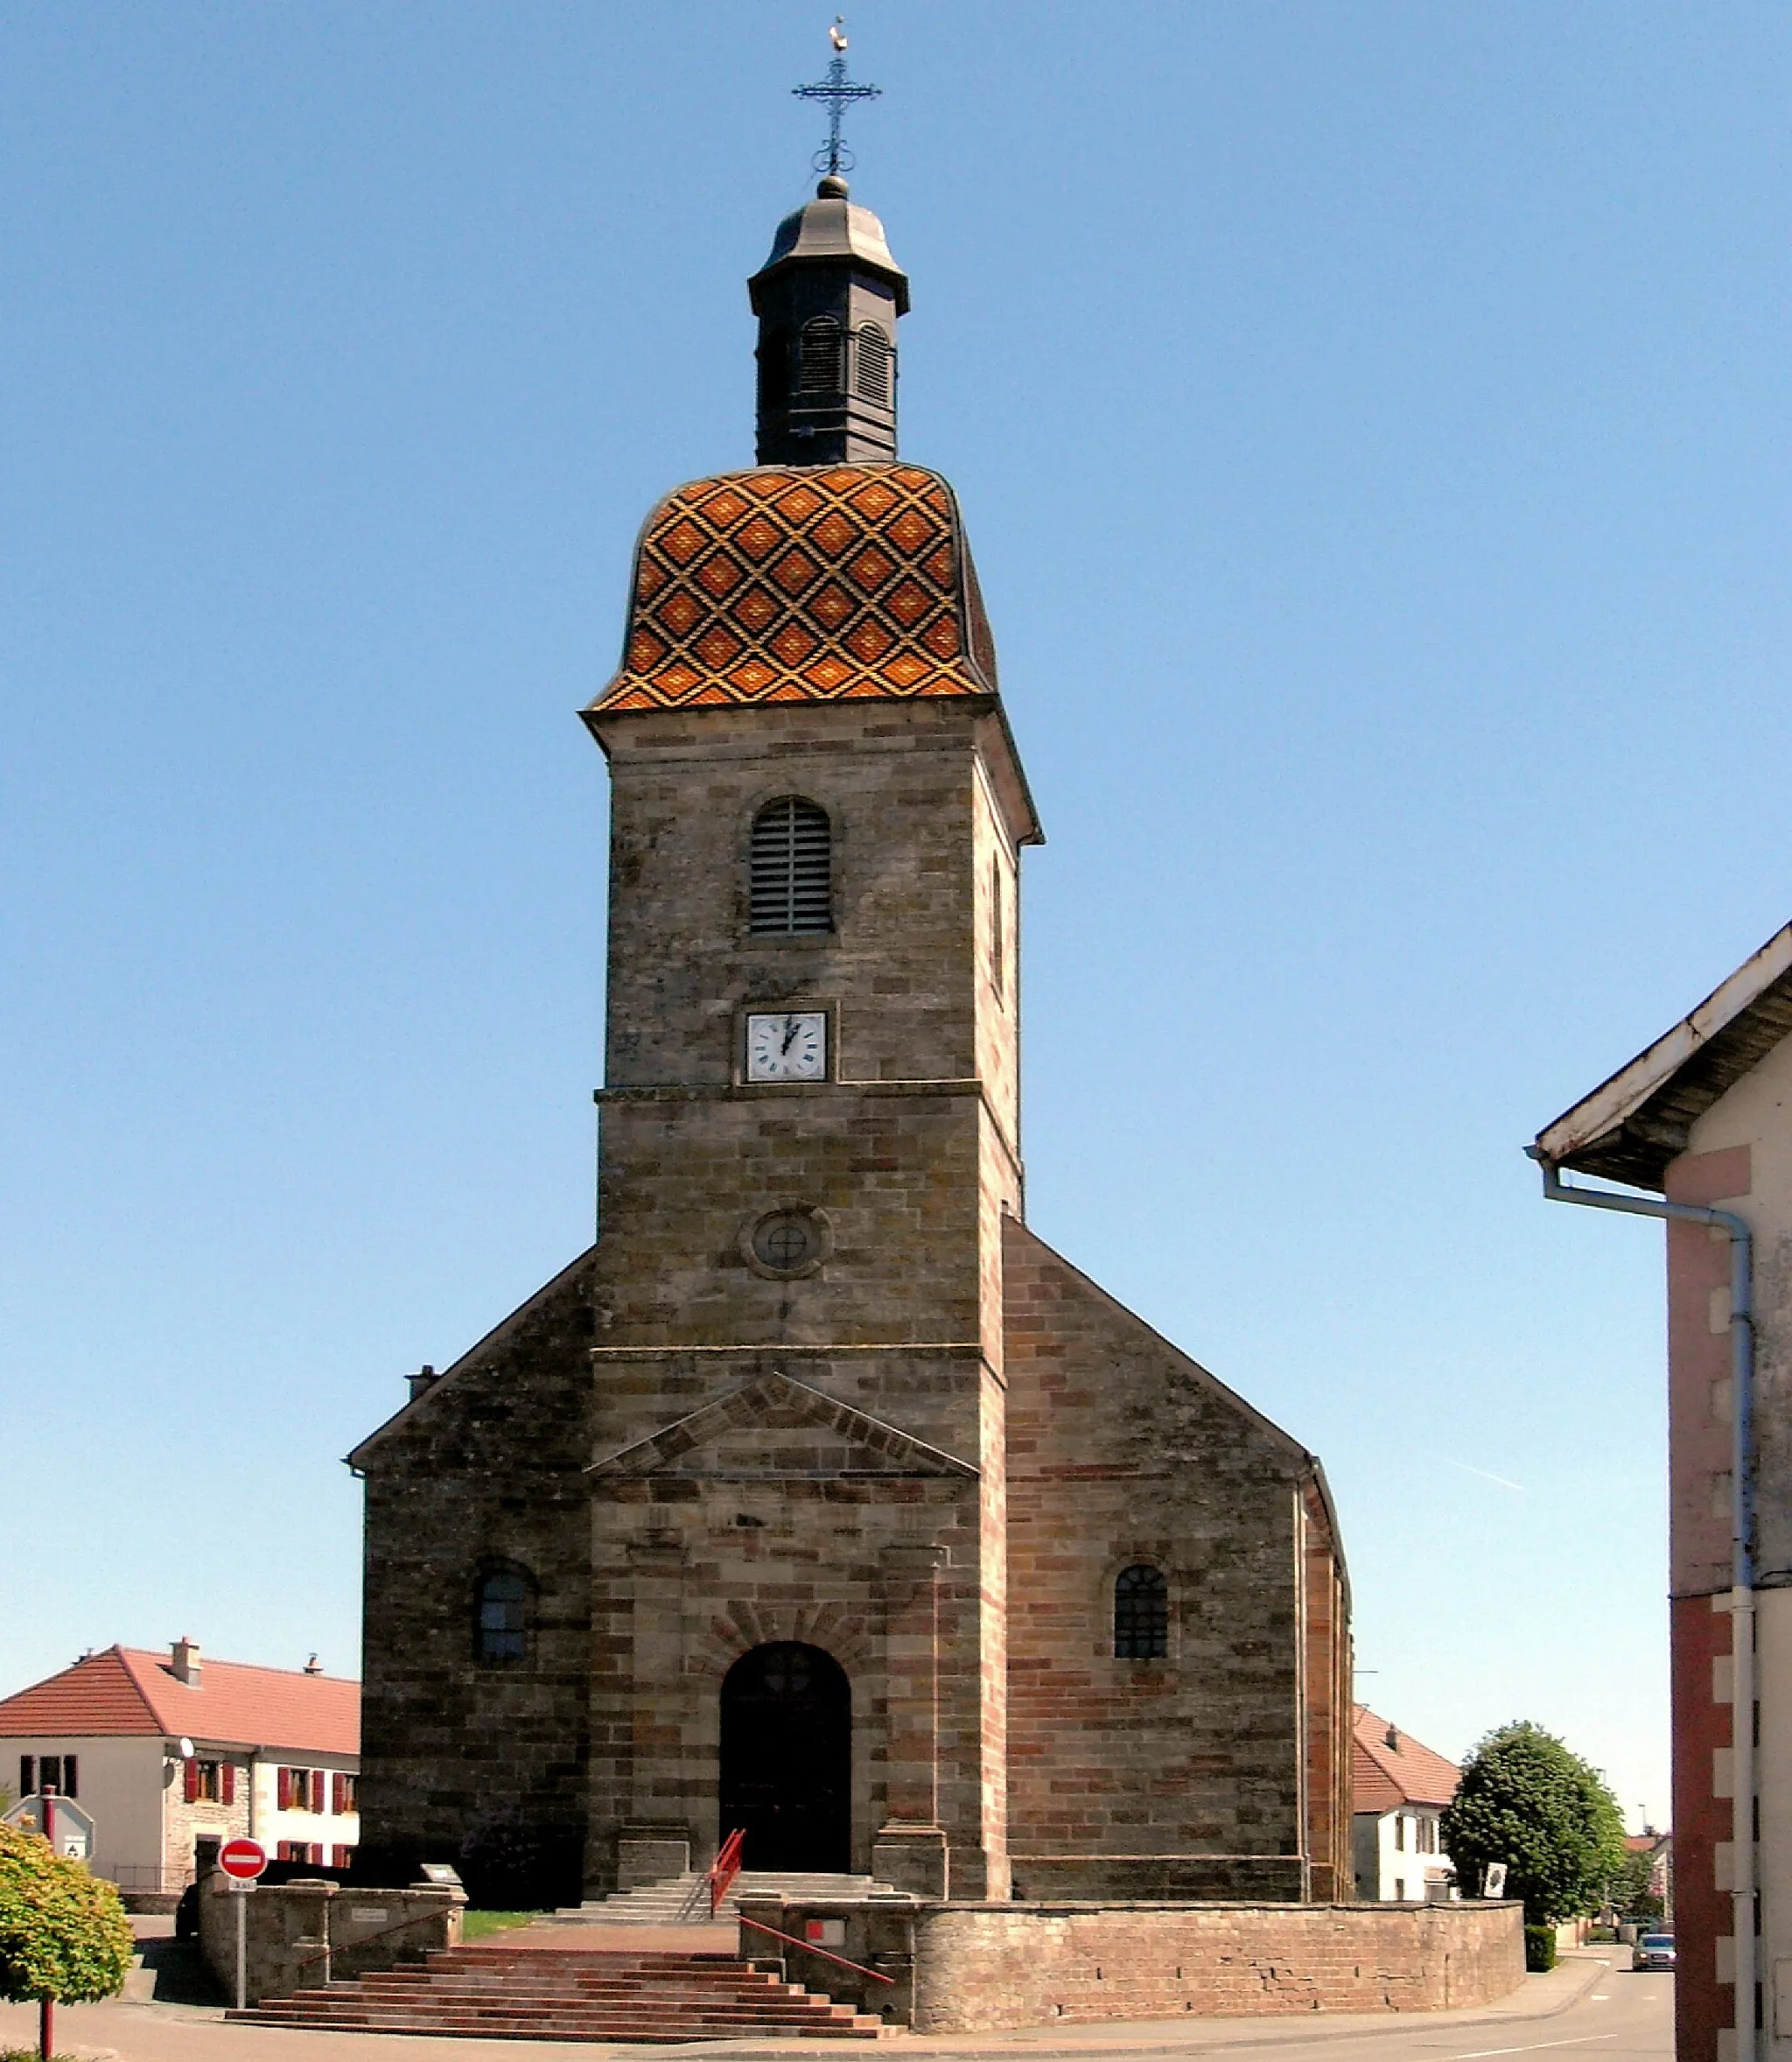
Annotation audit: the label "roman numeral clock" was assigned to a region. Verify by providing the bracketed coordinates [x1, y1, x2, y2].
[745, 1010, 828, 1083]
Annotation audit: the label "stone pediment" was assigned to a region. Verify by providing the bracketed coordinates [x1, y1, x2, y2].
[585, 1371, 977, 1482]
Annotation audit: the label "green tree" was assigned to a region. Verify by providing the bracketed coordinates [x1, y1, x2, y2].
[1440, 1722, 1628, 1926]
[0, 1824, 133, 2011]
[1608, 1847, 1664, 1918]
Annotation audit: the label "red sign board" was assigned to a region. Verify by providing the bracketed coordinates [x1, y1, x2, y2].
[219, 1838, 267, 1882]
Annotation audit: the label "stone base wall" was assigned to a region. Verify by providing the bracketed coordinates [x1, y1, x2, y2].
[912, 1901, 1524, 2031]
[198, 1876, 462, 2007]
[737, 1897, 1523, 2032]
[1011, 1855, 1306, 1902]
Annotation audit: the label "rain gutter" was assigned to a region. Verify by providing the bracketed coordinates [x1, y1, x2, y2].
[1528, 1147, 1755, 2062]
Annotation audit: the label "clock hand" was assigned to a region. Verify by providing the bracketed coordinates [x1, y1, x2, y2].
[781, 1018, 800, 1054]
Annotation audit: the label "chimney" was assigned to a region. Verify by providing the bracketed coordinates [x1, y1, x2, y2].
[304, 1654, 322, 1676]
[1384, 1724, 1400, 1751]
[171, 1637, 202, 1687]
[406, 1364, 438, 1403]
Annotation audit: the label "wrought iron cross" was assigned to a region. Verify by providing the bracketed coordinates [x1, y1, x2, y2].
[792, 18, 881, 177]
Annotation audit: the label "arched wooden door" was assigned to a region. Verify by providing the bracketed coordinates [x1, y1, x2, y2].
[718, 1642, 851, 1871]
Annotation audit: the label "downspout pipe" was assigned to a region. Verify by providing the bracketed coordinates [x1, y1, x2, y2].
[1528, 1148, 1755, 2062]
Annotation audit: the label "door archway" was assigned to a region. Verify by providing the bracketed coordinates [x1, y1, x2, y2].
[718, 1642, 851, 1871]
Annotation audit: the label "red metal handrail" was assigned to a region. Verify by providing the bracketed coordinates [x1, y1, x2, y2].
[737, 1912, 896, 1985]
[708, 1827, 746, 1916]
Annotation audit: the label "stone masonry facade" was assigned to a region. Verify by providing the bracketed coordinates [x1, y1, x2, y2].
[350, 440, 1351, 1909]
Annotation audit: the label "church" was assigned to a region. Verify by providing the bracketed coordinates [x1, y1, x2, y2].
[348, 168, 1353, 1913]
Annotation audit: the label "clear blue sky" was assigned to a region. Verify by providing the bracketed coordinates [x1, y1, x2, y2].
[6, 3, 1788, 1832]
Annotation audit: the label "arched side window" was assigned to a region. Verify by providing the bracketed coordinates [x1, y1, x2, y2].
[474, 1568, 530, 1666]
[798, 317, 845, 394]
[750, 796, 833, 936]
[855, 326, 891, 406]
[1113, 1564, 1169, 1659]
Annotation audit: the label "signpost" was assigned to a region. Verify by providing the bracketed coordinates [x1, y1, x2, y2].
[218, 1838, 267, 2009]
[1, 1789, 96, 1863]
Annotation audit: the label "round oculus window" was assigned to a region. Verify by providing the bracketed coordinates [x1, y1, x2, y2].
[751, 1210, 820, 1274]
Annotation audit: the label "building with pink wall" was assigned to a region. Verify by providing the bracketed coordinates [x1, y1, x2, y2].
[1535, 920, 1792, 2062]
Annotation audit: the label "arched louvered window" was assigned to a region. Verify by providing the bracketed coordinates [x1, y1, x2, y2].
[798, 317, 845, 394]
[475, 1568, 530, 1665]
[855, 326, 891, 406]
[750, 796, 833, 936]
[1114, 1565, 1169, 1659]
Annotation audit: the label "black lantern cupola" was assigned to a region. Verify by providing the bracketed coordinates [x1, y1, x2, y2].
[749, 174, 910, 466]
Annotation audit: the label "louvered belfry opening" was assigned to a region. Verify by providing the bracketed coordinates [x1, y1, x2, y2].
[855, 326, 891, 406]
[1114, 1564, 1170, 1659]
[750, 796, 832, 935]
[798, 316, 845, 394]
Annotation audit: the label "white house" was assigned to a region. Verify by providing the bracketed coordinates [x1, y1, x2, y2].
[1352, 1704, 1459, 1902]
[0, 1638, 359, 1898]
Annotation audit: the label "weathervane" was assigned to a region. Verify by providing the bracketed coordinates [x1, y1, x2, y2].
[792, 18, 881, 179]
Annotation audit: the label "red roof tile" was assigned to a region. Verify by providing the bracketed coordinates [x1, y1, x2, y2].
[0, 1650, 162, 1739]
[1353, 1704, 1460, 1813]
[0, 1646, 358, 1758]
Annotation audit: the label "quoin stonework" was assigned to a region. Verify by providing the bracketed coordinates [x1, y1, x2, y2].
[350, 173, 1353, 1912]
[1536, 920, 1792, 2062]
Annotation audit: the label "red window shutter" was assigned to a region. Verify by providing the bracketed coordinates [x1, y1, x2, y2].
[184, 1758, 200, 1803]
[311, 1771, 325, 1814]
[221, 1763, 235, 1806]
[276, 1768, 291, 1811]
[331, 1773, 345, 1815]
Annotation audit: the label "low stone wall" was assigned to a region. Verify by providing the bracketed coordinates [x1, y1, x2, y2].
[198, 1875, 462, 2007]
[1012, 1855, 1306, 1901]
[738, 1897, 1524, 2033]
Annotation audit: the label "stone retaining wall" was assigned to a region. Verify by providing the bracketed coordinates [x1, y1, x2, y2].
[738, 1896, 1524, 2032]
[198, 1875, 462, 2007]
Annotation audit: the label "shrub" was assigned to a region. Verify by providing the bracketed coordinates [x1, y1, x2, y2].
[0, 1824, 133, 2007]
[1525, 1924, 1558, 1973]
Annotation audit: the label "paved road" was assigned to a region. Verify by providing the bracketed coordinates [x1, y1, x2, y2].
[0, 1944, 1670, 2062]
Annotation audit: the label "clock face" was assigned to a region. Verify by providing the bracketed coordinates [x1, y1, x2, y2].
[746, 1011, 828, 1083]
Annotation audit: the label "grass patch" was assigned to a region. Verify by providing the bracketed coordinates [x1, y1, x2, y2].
[462, 1910, 543, 1940]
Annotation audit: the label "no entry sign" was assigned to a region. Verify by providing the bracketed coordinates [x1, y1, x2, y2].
[219, 1837, 267, 1882]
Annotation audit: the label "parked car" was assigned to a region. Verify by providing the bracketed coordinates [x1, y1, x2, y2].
[1633, 1932, 1676, 1972]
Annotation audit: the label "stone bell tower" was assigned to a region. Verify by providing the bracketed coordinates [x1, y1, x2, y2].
[578, 172, 1040, 1898]
[352, 151, 1350, 1920]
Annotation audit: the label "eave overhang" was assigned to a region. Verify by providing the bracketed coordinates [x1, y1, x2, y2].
[1533, 919, 1792, 1190]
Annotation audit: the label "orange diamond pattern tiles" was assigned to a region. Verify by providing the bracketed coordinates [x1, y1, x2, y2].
[592, 465, 995, 712]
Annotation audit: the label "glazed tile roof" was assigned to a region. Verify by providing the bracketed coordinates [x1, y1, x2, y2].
[0, 1645, 359, 1757]
[589, 464, 998, 715]
[1352, 1704, 1460, 1813]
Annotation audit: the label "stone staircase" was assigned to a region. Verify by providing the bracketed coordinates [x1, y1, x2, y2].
[553, 1869, 900, 1925]
[228, 1940, 892, 2041]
